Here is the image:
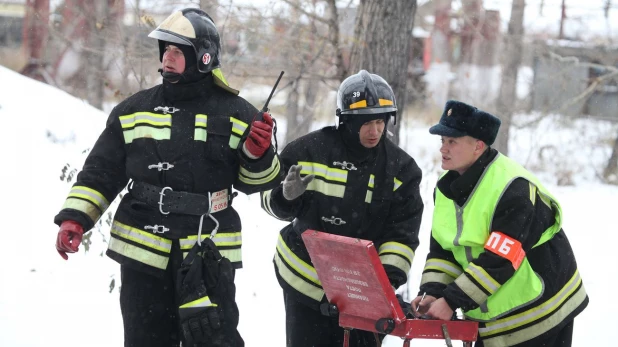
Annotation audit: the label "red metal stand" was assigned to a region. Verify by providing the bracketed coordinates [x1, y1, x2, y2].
[302, 230, 479, 346]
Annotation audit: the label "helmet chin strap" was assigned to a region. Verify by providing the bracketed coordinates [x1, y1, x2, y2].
[159, 68, 182, 83]
[158, 65, 205, 84]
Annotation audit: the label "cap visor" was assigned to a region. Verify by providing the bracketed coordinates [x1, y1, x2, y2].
[429, 124, 467, 137]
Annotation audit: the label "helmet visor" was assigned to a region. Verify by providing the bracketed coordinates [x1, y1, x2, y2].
[148, 30, 193, 48]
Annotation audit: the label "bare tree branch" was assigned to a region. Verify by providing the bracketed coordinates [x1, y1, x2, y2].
[516, 51, 618, 128]
[280, 0, 330, 25]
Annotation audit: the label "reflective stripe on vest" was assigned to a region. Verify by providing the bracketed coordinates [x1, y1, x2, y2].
[432, 154, 563, 321]
[478, 271, 586, 347]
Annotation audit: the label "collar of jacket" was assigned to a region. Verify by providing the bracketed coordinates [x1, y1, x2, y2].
[162, 73, 216, 102]
[437, 147, 498, 206]
[338, 124, 383, 163]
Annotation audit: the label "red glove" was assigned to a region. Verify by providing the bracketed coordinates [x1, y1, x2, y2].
[243, 112, 273, 159]
[56, 220, 84, 260]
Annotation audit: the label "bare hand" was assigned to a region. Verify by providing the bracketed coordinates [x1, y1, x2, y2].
[411, 294, 437, 317]
[425, 297, 454, 321]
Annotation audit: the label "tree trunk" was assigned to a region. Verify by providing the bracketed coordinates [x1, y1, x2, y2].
[283, 77, 317, 145]
[604, 130, 618, 184]
[284, 78, 301, 146]
[299, 79, 318, 135]
[84, 0, 109, 110]
[325, 0, 345, 82]
[494, 0, 525, 155]
[200, 0, 219, 22]
[348, 0, 417, 145]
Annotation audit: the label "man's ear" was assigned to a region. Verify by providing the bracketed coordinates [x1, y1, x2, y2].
[475, 140, 486, 154]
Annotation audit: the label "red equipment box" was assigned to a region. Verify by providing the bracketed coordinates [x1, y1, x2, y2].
[302, 230, 478, 344]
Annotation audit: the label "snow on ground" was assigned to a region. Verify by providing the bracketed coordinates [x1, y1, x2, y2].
[0, 65, 616, 346]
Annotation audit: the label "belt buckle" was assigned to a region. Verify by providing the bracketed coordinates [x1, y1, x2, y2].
[158, 186, 173, 215]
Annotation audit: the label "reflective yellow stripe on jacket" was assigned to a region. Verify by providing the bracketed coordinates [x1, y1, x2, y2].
[420, 258, 463, 286]
[61, 185, 110, 223]
[179, 232, 243, 264]
[393, 178, 402, 191]
[378, 241, 414, 275]
[238, 156, 281, 185]
[365, 174, 375, 203]
[194, 114, 207, 142]
[261, 189, 283, 219]
[229, 117, 248, 149]
[180, 296, 217, 309]
[119, 112, 172, 144]
[479, 271, 586, 347]
[108, 220, 172, 270]
[275, 234, 324, 302]
[366, 176, 403, 202]
[299, 161, 347, 198]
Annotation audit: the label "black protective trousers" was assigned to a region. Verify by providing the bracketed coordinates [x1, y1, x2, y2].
[120, 263, 181, 347]
[119, 240, 244, 347]
[119, 240, 184, 347]
[284, 292, 382, 347]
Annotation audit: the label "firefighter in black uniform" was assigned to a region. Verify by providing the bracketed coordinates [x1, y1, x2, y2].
[261, 70, 424, 347]
[53, 8, 282, 347]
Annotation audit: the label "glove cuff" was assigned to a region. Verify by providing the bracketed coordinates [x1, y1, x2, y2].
[242, 142, 261, 159]
[60, 220, 84, 234]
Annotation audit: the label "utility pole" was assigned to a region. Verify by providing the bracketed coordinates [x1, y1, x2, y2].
[559, 0, 566, 39]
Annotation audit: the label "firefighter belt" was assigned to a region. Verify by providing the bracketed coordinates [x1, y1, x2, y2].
[129, 181, 231, 216]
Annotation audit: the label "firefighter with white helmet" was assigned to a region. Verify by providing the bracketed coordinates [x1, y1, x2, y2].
[54, 8, 282, 347]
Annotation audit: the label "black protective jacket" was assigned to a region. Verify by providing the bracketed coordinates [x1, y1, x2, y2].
[55, 74, 283, 277]
[261, 126, 424, 309]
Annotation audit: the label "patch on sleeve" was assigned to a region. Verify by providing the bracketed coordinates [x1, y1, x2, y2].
[484, 231, 525, 270]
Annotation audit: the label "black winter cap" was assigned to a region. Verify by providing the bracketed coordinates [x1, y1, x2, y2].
[429, 100, 501, 145]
